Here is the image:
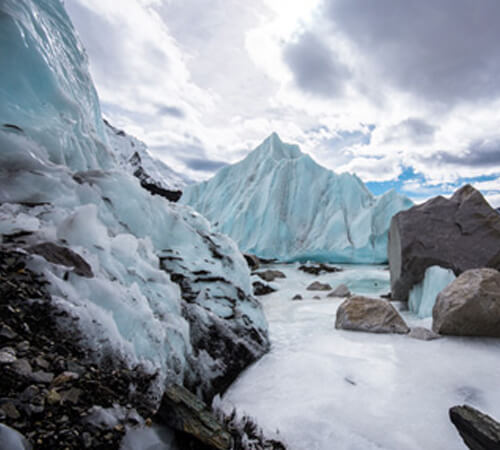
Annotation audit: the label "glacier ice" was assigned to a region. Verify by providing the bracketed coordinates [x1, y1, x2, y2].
[182, 133, 413, 263]
[0, 0, 268, 404]
[222, 264, 500, 450]
[408, 265, 456, 318]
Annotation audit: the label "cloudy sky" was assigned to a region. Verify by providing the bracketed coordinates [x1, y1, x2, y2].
[65, 0, 500, 205]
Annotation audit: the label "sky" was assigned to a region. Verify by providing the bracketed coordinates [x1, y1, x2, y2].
[65, 0, 500, 206]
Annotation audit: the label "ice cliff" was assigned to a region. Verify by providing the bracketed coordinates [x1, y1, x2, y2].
[182, 133, 413, 263]
[0, 0, 268, 405]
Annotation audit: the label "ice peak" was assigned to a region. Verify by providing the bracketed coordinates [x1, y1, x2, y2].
[255, 132, 303, 162]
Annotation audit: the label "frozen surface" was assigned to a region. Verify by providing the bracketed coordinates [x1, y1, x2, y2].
[0, 0, 267, 404]
[222, 264, 500, 450]
[409, 265, 456, 318]
[182, 133, 413, 263]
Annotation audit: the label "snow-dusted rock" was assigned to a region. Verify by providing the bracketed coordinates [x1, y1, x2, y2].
[182, 133, 413, 263]
[389, 185, 500, 302]
[335, 296, 410, 334]
[433, 269, 500, 337]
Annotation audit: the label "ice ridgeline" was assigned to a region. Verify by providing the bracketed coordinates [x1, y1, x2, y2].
[182, 133, 414, 263]
[0, 0, 269, 405]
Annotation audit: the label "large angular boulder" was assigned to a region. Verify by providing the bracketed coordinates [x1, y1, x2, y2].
[335, 296, 410, 334]
[432, 268, 500, 337]
[158, 384, 232, 450]
[388, 185, 500, 301]
[449, 404, 500, 450]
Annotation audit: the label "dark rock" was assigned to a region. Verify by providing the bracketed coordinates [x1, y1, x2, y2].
[158, 384, 232, 449]
[298, 263, 342, 275]
[252, 281, 276, 296]
[388, 185, 500, 301]
[433, 268, 500, 337]
[27, 242, 93, 278]
[2, 402, 21, 420]
[292, 294, 303, 301]
[130, 152, 182, 202]
[31, 371, 54, 384]
[254, 270, 286, 282]
[0, 324, 17, 339]
[243, 254, 260, 270]
[335, 296, 410, 334]
[2, 123, 24, 132]
[11, 359, 33, 379]
[450, 404, 500, 450]
[306, 281, 332, 291]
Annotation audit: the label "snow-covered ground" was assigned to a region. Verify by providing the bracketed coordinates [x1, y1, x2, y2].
[222, 264, 500, 450]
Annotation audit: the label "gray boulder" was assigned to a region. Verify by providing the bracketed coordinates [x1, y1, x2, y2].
[449, 404, 500, 450]
[327, 284, 351, 298]
[335, 296, 410, 334]
[0, 424, 31, 450]
[408, 327, 440, 341]
[388, 185, 500, 301]
[433, 268, 500, 337]
[307, 281, 332, 291]
[254, 270, 286, 282]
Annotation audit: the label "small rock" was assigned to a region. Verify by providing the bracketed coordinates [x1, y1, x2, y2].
[255, 270, 286, 283]
[20, 385, 40, 403]
[81, 432, 92, 448]
[34, 356, 50, 370]
[252, 281, 276, 296]
[29, 395, 45, 414]
[2, 402, 21, 420]
[306, 281, 332, 291]
[52, 371, 79, 386]
[327, 284, 351, 298]
[31, 371, 54, 384]
[292, 294, 303, 301]
[408, 327, 441, 341]
[16, 341, 30, 353]
[299, 264, 342, 275]
[46, 389, 62, 406]
[0, 351, 16, 364]
[61, 387, 82, 405]
[12, 359, 33, 378]
[0, 324, 17, 339]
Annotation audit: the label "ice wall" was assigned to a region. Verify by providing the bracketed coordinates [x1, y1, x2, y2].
[0, 0, 268, 404]
[408, 265, 456, 318]
[182, 133, 413, 263]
